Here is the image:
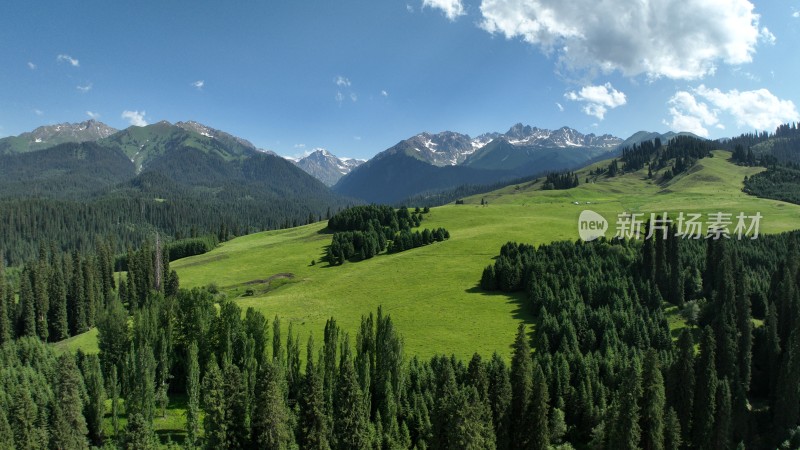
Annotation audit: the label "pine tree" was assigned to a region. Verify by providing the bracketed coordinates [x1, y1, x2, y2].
[186, 341, 201, 448]
[110, 365, 121, 437]
[253, 359, 293, 449]
[69, 251, 87, 334]
[202, 356, 227, 449]
[83, 354, 107, 446]
[334, 340, 369, 450]
[124, 413, 157, 450]
[19, 271, 37, 337]
[530, 364, 550, 450]
[609, 357, 642, 450]
[671, 329, 695, 443]
[47, 260, 69, 341]
[273, 315, 284, 365]
[0, 259, 11, 344]
[641, 349, 665, 450]
[11, 381, 40, 449]
[775, 327, 800, 432]
[765, 300, 782, 403]
[735, 269, 753, 391]
[663, 407, 681, 450]
[488, 352, 512, 450]
[713, 378, 732, 450]
[51, 353, 89, 450]
[300, 335, 331, 449]
[510, 324, 533, 450]
[693, 327, 718, 450]
[0, 407, 15, 449]
[32, 262, 49, 341]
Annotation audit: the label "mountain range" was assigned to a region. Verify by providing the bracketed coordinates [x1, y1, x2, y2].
[332, 123, 625, 203]
[291, 149, 365, 186]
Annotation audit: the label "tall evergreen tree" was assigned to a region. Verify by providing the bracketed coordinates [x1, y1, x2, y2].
[186, 341, 201, 449]
[714, 378, 732, 450]
[69, 251, 87, 334]
[300, 335, 331, 449]
[693, 327, 718, 450]
[529, 364, 550, 450]
[273, 315, 284, 366]
[488, 352, 512, 450]
[51, 353, 89, 450]
[82, 353, 107, 446]
[202, 356, 227, 450]
[47, 259, 69, 341]
[641, 349, 665, 450]
[510, 324, 533, 450]
[0, 259, 10, 344]
[774, 327, 800, 432]
[253, 360, 293, 449]
[110, 365, 121, 437]
[0, 407, 15, 450]
[671, 328, 695, 443]
[663, 407, 681, 450]
[333, 339, 370, 450]
[609, 357, 643, 450]
[19, 271, 36, 337]
[31, 262, 49, 341]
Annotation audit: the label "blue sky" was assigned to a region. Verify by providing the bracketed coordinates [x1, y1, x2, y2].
[1, 0, 798, 160]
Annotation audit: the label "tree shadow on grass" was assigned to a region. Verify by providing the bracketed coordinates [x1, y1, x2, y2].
[464, 284, 535, 324]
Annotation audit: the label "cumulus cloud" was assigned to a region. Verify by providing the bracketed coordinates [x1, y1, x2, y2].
[191, 80, 204, 90]
[27, 62, 36, 70]
[77, 83, 92, 93]
[335, 76, 351, 87]
[56, 54, 79, 67]
[664, 86, 800, 136]
[86, 111, 100, 119]
[564, 83, 626, 119]
[122, 110, 148, 127]
[422, 0, 465, 20]
[479, 0, 765, 79]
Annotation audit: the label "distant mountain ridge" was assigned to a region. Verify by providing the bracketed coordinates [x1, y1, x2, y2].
[292, 149, 365, 186]
[333, 123, 625, 203]
[0, 119, 118, 154]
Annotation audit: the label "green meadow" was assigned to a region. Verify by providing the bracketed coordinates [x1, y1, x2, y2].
[166, 150, 800, 361]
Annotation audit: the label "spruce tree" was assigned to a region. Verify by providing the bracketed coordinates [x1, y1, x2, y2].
[51, 353, 89, 450]
[713, 378, 732, 450]
[0, 259, 10, 344]
[186, 341, 201, 448]
[253, 360, 293, 449]
[510, 324, 532, 450]
[0, 407, 15, 449]
[530, 364, 550, 450]
[488, 352, 512, 450]
[202, 356, 227, 450]
[334, 341, 369, 450]
[300, 335, 331, 449]
[69, 251, 87, 334]
[19, 271, 36, 337]
[32, 262, 49, 341]
[11, 381, 39, 449]
[663, 407, 681, 450]
[609, 357, 642, 450]
[110, 365, 120, 437]
[671, 328, 695, 442]
[47, 260, 69, 341]
[641, 349, 665, 450]
[83, 354, 107, 446]
[774, 328, 800, 432]
[693, 327, 718, 450]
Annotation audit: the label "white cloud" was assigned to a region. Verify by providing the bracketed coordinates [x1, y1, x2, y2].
[479, 0, 765, 79]
[407, 4, 415, 12]
[564, 83, 626, 119]
[335, 91, 345, 104]
[294, 143, 306, 149]
[77, 83, 92, 93]
[350, 93, 358, 102]
[27, 62, 36, 70]
[86, 111, 100, 119]
[56, 54, 79, 67]
[555, 102, 564, 112]
[191, 80, 205, 90]
[793, 10, 800, 18]
[759, 27, 776, 45]
[121, 110, 148, 127]
[663, 90, 719, 137]
[354, 136, 362, 141]
[335, 76, 351, 87]
[381, 90, 389, 97]
[33, 109, 44, 116]
[664, 86, 800, 136]
[422, 0, 465, 20]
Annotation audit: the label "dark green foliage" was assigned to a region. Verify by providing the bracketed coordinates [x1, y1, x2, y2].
[510, 324, 533, 449]
[253, 360, 293, 449]
[542, 170, 579, 190]
[186, 341, 201, 448]
[202, 356, 227, 449]
[693, 327, 718, 450]
[670, 329, 695, 443]
[51, 353, 89, 450]
[334, 339, 370, 450]
[744, 163, 800, 205]
[299, 335, 331, 449]
[81, 353, 107, 446]
[641, 349, 665, 450]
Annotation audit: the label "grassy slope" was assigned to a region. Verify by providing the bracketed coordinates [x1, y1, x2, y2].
[169, 150, 800, 361]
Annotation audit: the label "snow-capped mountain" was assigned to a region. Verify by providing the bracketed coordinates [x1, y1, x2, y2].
[0, 119, 118, 154]
[381, 131, 477, 166]
[293, 149, 365, 186]
[500, 123, 622, 149]
[175, 120, 277, 154]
